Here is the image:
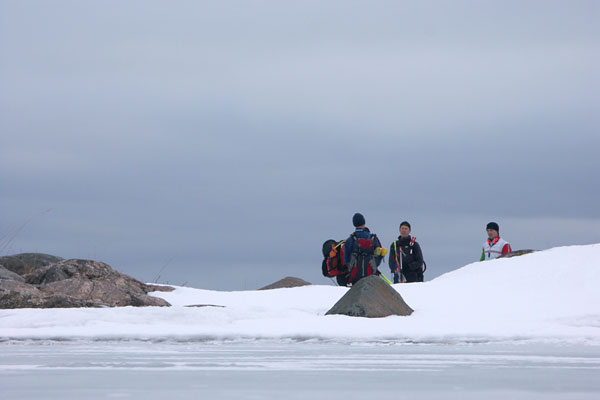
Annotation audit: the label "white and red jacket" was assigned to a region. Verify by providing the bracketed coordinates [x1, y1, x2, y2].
[481, 237, 512, 260]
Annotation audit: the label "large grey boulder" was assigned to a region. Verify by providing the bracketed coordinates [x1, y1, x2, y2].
[0, 253, 64, 277]
[0, 258, 171, 308]
[326, 275, 413, 318]
[259, 276, 311, 290]
[0, 265, 26, 282]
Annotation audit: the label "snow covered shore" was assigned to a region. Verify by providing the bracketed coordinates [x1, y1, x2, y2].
[1, 244, 599, 344]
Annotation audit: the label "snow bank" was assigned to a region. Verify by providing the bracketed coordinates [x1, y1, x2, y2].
[1, 244, 599, 344]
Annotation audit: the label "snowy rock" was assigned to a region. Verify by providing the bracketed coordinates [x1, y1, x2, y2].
[0, 265, 25, 282]
[259, 276, 311, 290]
[0, 253, 64, 277]
[325, 275, 413, 318]
[0, 258, 170, 308]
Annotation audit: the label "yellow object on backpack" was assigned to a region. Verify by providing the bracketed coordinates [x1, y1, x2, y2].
[374, 247, 388, 257]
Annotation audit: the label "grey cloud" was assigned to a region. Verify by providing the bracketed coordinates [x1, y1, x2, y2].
[1, 1, 598, 290]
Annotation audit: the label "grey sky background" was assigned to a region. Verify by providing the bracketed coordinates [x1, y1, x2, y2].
[1, 1, 598, 290]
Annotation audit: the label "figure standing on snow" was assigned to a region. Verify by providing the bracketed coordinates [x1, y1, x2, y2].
[343, 213, 383, 285]
[480, 222, 512, 260]
[388, 221, 425, 283]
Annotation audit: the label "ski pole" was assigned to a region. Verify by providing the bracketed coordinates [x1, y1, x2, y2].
[393, 241, 404, 283]
[377, 270, 393, 285]
[399, 245, 405, 283]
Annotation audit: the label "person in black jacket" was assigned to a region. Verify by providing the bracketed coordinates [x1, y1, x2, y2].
[388, 221, 424, 283]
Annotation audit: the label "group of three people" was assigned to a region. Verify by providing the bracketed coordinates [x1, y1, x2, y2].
[344, 213, 512, 285]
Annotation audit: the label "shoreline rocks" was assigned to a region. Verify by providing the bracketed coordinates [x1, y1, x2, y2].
[0, 253, 172, 309]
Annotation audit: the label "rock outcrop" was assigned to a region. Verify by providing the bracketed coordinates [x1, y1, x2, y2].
[326, 275, 413, 318]
[0, 279, 100, 308]
[0, 265, 25, 282]
[0, 255, 171, 309]
[0, 253, 64, 277]
[259, 276, 312, 290]
[498, 249, 536, 259]
[145, 284, 176, 293]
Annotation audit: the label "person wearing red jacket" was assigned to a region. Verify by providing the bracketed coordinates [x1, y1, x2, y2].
[480, 222, 512, 261]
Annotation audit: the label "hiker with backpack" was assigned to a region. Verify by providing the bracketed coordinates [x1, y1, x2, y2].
[480, 222, 512, 260]
[343, 213, 384, 285]
[388, 221, 425, 283]
[321, 238, 349, 286]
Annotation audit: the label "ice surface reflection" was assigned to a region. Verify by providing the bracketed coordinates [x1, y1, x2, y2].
[1, 340, 599, 399]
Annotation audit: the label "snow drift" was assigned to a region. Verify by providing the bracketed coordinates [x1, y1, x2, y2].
[1, 244, 599, 344]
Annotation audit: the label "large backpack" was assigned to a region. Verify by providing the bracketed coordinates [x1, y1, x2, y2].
[321, 239, 349, 286]
[347, 233, 378, 285]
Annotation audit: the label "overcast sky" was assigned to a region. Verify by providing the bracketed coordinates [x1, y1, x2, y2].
[1, 1, 598, 290]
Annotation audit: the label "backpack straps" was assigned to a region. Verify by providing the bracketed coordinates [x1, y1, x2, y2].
[349, 233, 357, 253]
[370, 233, 377, 248]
